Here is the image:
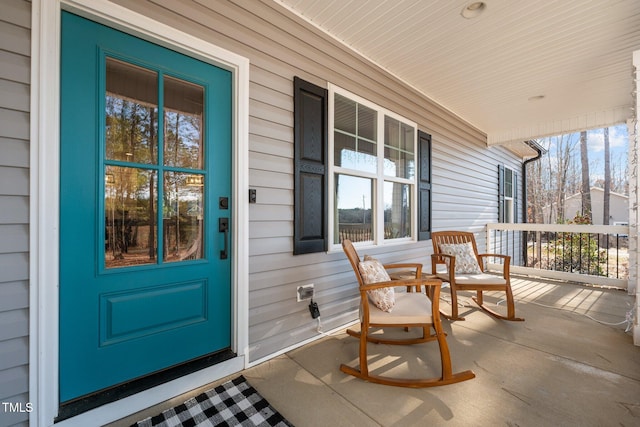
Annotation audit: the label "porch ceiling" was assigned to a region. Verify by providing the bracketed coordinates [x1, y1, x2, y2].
[274, 0, 640, 146]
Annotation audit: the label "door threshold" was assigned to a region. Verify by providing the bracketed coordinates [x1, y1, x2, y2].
[56, 348, 235, 422]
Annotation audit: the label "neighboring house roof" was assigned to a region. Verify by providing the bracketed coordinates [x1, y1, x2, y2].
[541, 186, 629, 224]
[564, 186, 629, 201]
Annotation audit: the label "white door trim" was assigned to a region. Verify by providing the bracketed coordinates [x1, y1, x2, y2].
[29, 1, 250, 425]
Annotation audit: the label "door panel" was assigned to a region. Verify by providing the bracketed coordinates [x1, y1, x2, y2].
[60, 12, 232, 403]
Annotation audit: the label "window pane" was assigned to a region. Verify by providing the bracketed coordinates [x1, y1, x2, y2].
[163, 172, 204, 262]
[384, 181, 411, 239]
[505, 168, 513, 197]
[335, 174, 373, 243]
[505, 199, 514, 223]
[164, 76, 204, 169]
[400, 122, 414, 152]
[334, 132, 355, 167]
[105, 58, 158, 164]
[334, 94, 356, 134]
[334, 93, 377, 173]
[384, 147, 414, 179]
[334, 131, 377, 173]
[358, 104, 376, 140]
[384, 116, 415, 179]
[385, 116, 399, 147]
[105, 166, 157, 268]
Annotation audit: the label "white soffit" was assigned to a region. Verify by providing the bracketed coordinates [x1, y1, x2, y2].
[275, 0, 640, 146]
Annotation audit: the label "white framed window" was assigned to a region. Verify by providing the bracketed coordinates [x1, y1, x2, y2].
[505, 167, 514, 223]
[329, 85, 417, 247]
[499, 165, 516, 223]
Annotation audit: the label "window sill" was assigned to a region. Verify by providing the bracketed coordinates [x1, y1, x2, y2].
[328, 237, 417, 254]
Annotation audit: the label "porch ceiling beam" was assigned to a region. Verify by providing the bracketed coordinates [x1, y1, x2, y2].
[487, 105, 630, 146]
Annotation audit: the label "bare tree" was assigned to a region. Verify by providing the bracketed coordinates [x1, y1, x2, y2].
[555, 134, 578, 222]
[526, 150, 547, 223]
[579, 130, 592, 222]
[526, 126, 628, 225]
[603, 127, 611, 225]
[524, 134, 579, 223]
[612, 151, 629, 193]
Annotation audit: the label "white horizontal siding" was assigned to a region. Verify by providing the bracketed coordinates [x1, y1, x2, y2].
[0, 337, 28, 372]
[249, 220, 291, 239]
[0, 0, 31, 29]
[0, 80, 29, 111]
[98, 0, 523, 363]
[0, 309, 29, 345]
[0, 108, 29, 140]
[0, 195, 29, 224]
[0, 19, 30, 55]
[0, 392, 29, 426]
[0, 225, 28, 253]
[250, 133, 293, 158]
[0, 281, 28, 312]
[0, 167, 29, 196]
[0, 138, 29, 168]
[0, 50, 30, 84]
[0, 0, 31, 418]
[0, 253, 28, 283]
[0, 365, 28, 402]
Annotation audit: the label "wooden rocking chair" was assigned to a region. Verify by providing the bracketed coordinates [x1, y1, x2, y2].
[340, 239, 475, 387]
[431, 231, 524, 322]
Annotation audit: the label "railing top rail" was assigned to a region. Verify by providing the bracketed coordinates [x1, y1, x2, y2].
[486, 223, 629, 234]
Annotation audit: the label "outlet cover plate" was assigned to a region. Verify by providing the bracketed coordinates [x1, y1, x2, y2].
[297, 284, 314, 302]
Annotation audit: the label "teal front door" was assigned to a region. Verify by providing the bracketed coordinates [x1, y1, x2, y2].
[60, 12, 233, 404]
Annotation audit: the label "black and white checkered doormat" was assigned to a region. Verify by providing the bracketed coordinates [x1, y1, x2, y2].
[132, 376, 294, 427]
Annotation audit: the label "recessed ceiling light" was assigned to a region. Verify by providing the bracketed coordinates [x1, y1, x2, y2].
[528, 95, 546, 101]
[461, 2, 486, 19]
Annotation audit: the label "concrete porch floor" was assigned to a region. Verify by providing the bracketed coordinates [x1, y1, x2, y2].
[110, 277, 640, 427]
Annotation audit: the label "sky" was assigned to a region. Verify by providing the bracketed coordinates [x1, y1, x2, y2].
[586, 124, 628, 154]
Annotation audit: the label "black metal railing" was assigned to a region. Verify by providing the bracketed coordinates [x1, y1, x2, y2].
[486, 223, 629, 289]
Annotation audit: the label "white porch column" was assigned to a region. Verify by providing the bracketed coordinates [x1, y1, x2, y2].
[631, 50, 639, 345]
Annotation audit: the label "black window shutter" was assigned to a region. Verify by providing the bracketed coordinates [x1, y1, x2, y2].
[293, 77, 328, 254]
[498, 164, 505, 223]
[417, 130, 432, 241]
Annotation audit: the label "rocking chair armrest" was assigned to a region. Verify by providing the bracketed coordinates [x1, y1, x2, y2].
[383, 263, 422, 279]
[383, 263, 424, 291]
[477, 253, 511, 277]
[383, 263, 423, 273]
[431, 253, 455, 278]
[477, 253, 510, 262]
[431, 253, 455, 262]
[360, 278, 423, 292]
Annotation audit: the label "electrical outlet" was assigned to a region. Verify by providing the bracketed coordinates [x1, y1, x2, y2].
[297, 284, 314, 302]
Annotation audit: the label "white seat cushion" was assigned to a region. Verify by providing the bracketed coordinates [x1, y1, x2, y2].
[368, 292, 432, 325]
[437, 272, 506, 285]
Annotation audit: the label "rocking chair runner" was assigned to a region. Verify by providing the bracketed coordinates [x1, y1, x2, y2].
[340, 239, 475, 387]
[431, 231, 524, 321]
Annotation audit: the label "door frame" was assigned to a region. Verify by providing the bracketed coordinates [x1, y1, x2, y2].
[29, 1, 250, 425]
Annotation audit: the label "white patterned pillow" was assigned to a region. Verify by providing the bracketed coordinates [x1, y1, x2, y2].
[438, 242, 482, 274]
[358, 256, 395, 312]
